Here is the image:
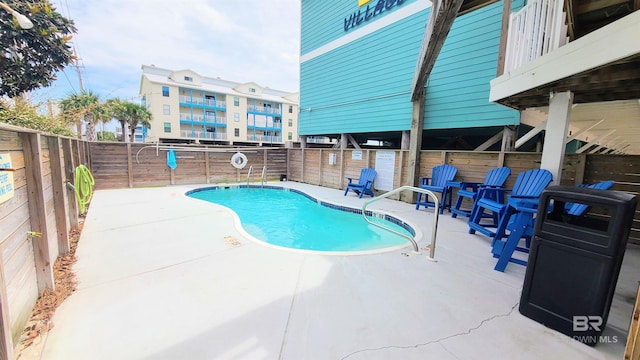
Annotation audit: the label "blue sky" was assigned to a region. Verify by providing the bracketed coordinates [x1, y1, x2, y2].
[32, 0, 301, 105]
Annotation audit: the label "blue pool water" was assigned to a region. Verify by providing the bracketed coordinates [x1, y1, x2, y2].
[187, 186, 414, 252]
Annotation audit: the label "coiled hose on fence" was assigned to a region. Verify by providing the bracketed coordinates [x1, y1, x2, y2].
[74, 165, 94, 214]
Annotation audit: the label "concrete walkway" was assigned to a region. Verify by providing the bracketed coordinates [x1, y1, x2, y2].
[20, 182, 635, 359]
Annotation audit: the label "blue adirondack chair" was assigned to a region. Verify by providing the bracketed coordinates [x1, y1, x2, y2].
[491, 179, 614, 272]
[344, 168, 377, 198]
[565, 180, 615, 215]
[415, 164, 458, 214]
[451, 167, 511, 219]
[468, 169, 553, 240]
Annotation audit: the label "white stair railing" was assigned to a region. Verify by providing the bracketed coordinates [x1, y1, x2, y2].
[504, 0, 568, 72]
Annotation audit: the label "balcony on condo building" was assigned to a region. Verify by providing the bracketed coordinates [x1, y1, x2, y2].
[180, 129, 228, 140]
[247, 103, 282, 115]
[179, 94, 227, 110]
[179, 113, 227, 125]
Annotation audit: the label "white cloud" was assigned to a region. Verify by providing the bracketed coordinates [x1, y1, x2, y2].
[39, 0, 301, 101]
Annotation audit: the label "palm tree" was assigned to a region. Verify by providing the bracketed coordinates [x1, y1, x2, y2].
[126, 103, 152, 143]
[59, 91, 100, 140]
[107, 100, 151, 142]
[104, 98, 127, 141]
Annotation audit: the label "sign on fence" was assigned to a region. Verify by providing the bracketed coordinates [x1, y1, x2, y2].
[0, 153, 15, 204]
[374, 150, 395, 191]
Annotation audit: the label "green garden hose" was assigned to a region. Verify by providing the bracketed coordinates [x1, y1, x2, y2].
[74, 165, 95, 214]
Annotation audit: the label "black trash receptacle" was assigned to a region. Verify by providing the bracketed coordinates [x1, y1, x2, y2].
[519, 185, 637, 346]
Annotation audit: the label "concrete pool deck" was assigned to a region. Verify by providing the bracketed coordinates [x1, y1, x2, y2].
[20, 181, 636, 359]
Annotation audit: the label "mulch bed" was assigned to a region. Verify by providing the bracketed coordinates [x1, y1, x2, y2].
[18, 219, 84, 349]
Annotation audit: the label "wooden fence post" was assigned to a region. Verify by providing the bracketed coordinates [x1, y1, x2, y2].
[73, 140, 81, 167]
[84, 140, 92, 170]
[47, 137, 70, 255]
[77, 139, 85, 165]
[286, 148, 290, 180]
[205, 146, 211, 184]
[21, 133, 54, 292]
[318, 149, 323, 186]
[574, 153, 587, 185]
[62, 138, 79, 229]
[126, 143, 134, 188]
[0, 255, 14, 360]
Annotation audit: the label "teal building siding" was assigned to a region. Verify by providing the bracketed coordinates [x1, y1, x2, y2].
[300, 0, 524, 137]
[300, 0, 426, 135]
[301, 0, 419, 54]
[300, 0, 353, 54]
[423, 0, 524, 129]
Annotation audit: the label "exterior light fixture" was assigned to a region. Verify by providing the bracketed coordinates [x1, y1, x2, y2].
[0, 2, 34, 29]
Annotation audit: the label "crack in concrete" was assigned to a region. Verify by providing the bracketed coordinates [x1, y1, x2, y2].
[279, 256, 307, 360]
[340, 302, 520, 360]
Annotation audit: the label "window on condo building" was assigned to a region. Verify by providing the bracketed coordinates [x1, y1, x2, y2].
[288, 119, 293, 127]
[184, 76, 193, 82]
[288, 105, 293, 113]
[234, 97, 240, 106]
[164, 122, 171, 133]
[234, 112, 240, 122]
[288, 132, 292, 140]
[163, 104, 170, 115]
[234, 128, 240, 137]
[162, 86, 169, 97]
[249, 88, 256, 93]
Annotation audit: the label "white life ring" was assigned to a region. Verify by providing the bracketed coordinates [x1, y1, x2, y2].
[231, 152, 248, 169]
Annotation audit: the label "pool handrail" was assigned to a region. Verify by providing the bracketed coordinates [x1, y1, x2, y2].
[246, 165, 267, 187]
[362, 186, 439, 261]
[246, 165, 253, 186]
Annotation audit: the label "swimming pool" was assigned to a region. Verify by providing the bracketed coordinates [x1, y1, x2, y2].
[187, 186, 416, 253]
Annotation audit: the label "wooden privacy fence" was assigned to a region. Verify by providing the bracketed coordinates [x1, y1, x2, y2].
[287, 148, 640, 242]
[89, 142, 288, 189]
[0, 124, 89, 359]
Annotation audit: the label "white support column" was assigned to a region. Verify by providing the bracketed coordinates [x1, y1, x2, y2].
[540, 91, 573, 185]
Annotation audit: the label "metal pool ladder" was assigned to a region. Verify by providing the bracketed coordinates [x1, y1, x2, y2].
[246, 165, 254, 185]
[362, 186, 440, 261]
[246, 165, 267, 187]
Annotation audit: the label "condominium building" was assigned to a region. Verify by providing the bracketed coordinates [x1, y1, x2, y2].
[139, 65, 300, 146]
